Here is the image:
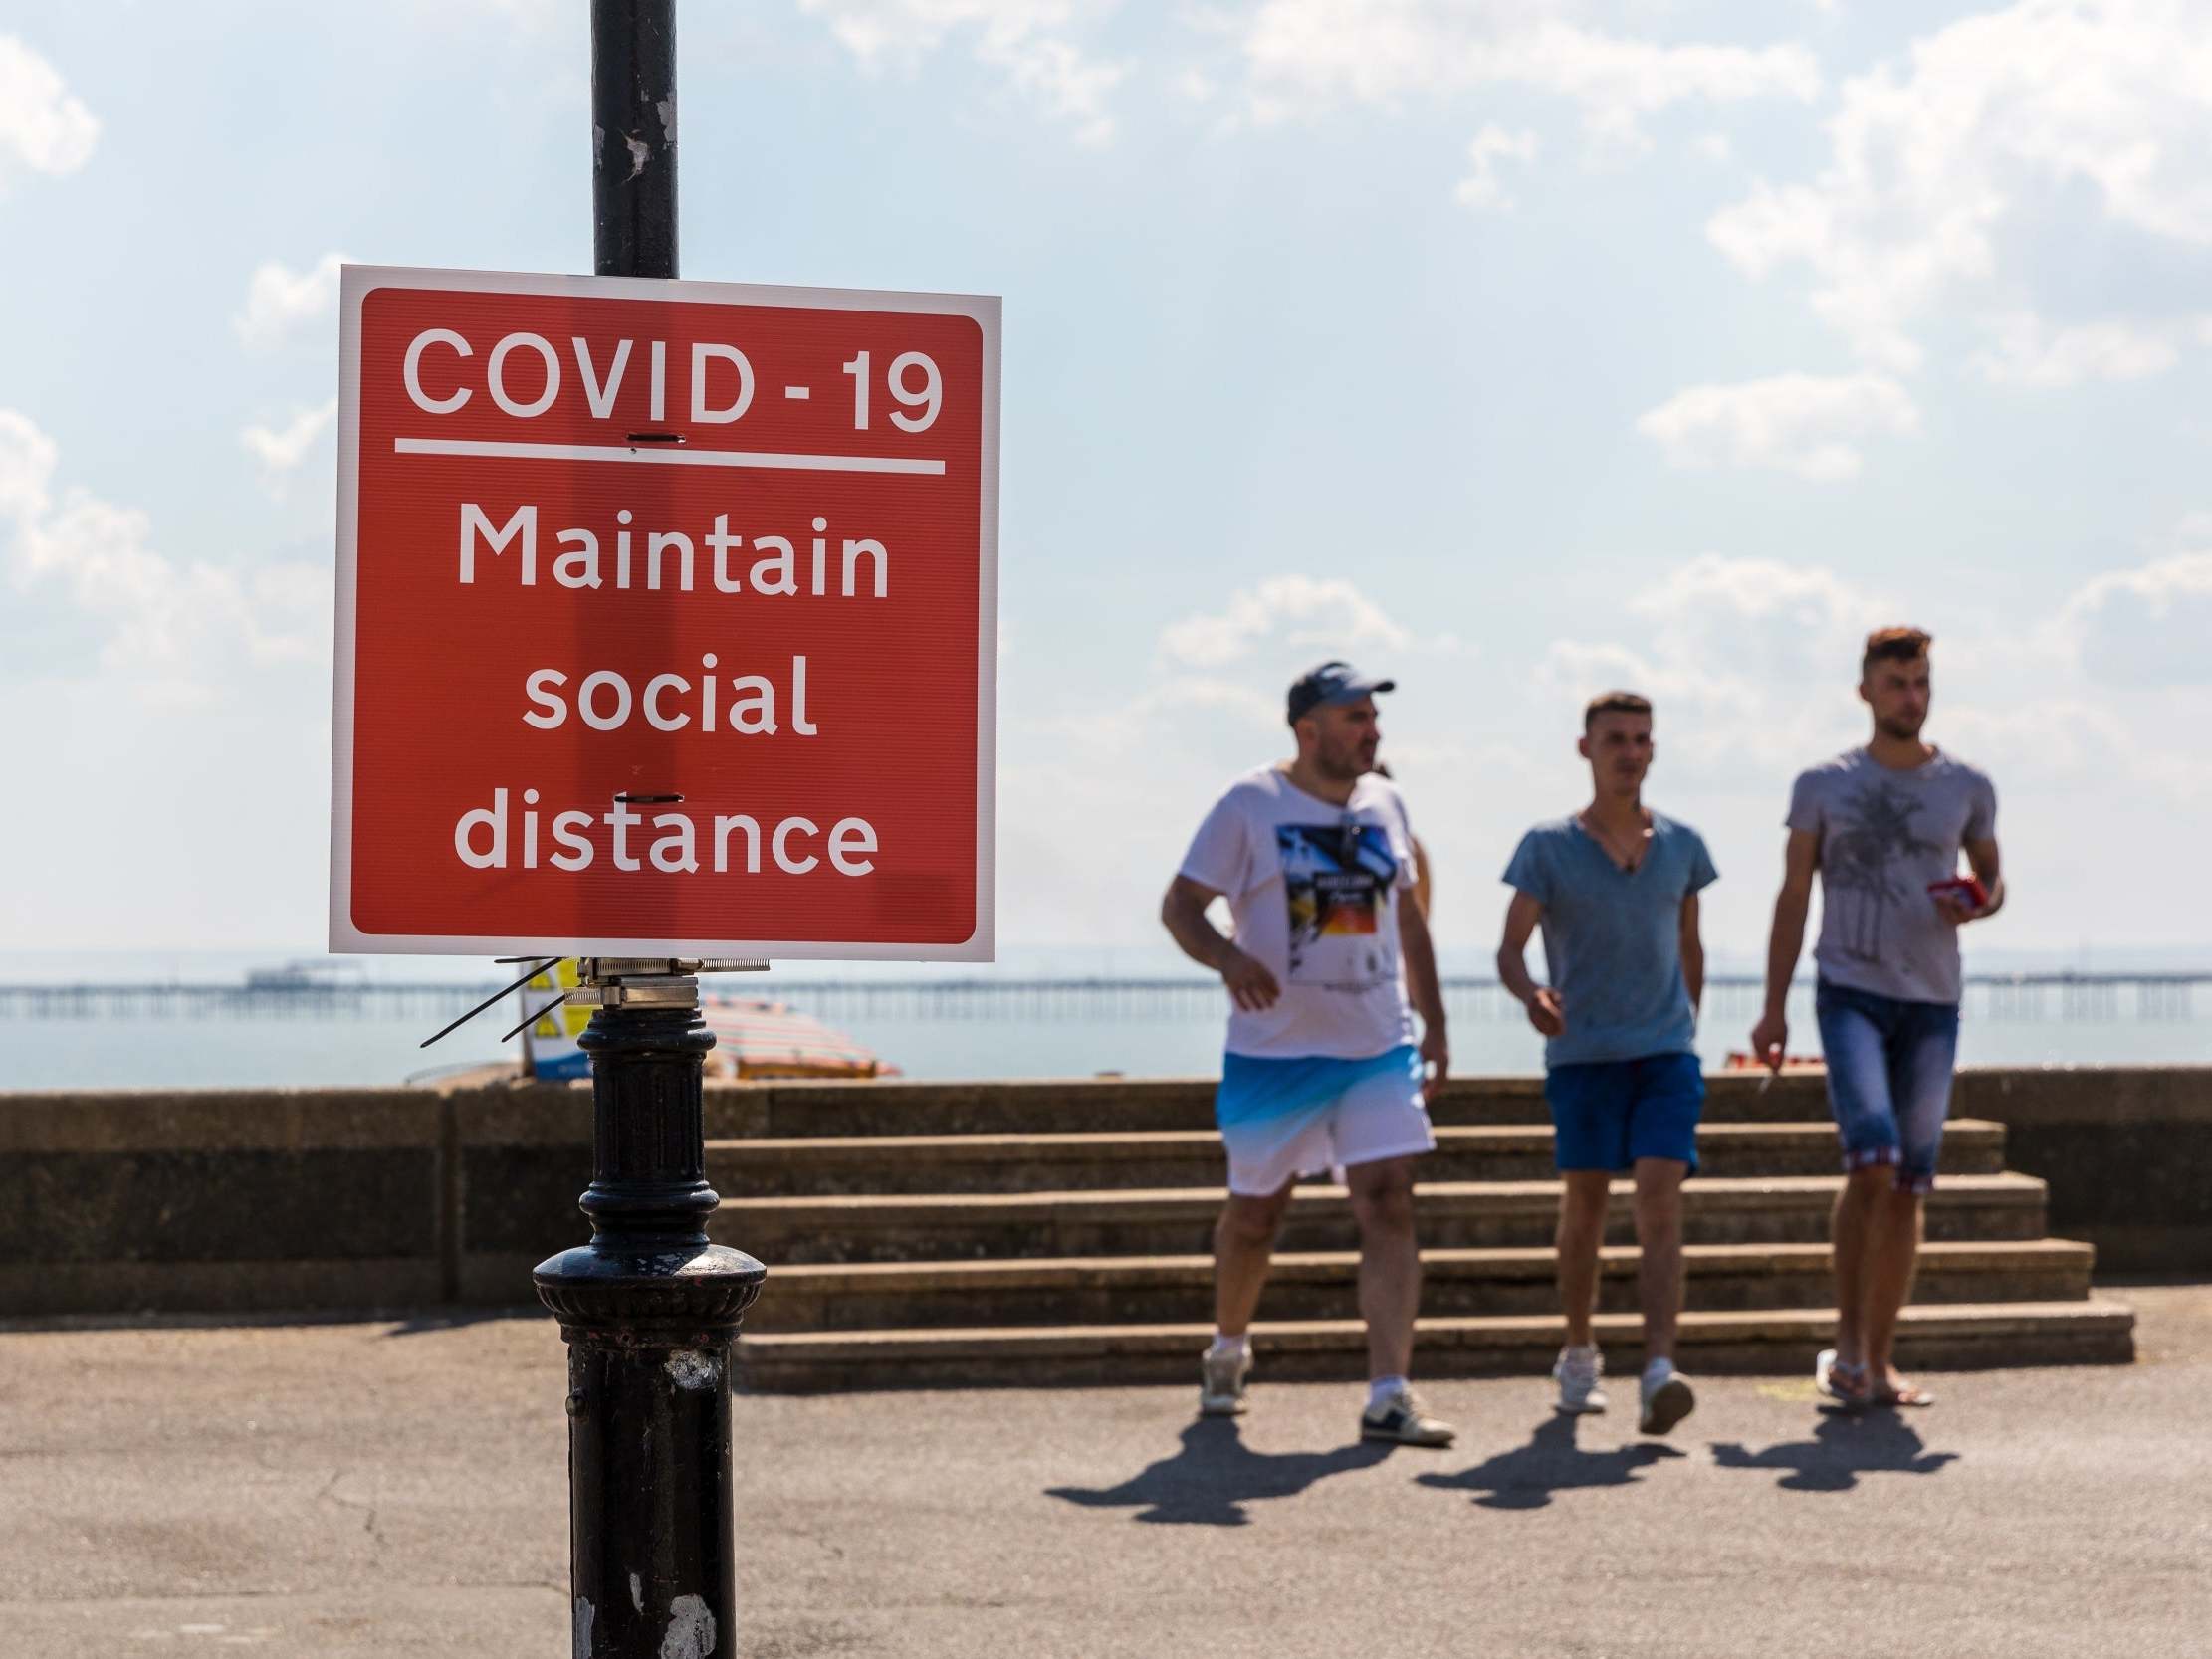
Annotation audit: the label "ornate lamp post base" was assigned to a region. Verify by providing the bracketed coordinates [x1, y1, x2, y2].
[535, 975, 766, 1656]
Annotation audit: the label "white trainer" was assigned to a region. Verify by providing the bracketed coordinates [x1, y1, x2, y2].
[1553, 1344, 1609, 1414]
[1360, 1384, 1457, 1447]
[1199, 1344, 1251, 1416]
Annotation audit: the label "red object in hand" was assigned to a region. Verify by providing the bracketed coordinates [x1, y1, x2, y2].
[1928, 876, 1989, 911]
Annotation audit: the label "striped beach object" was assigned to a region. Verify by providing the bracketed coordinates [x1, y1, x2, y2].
[702, 997, 897, 1080]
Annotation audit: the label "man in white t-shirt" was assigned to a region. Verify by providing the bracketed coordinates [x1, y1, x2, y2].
[1160, 661, 1454, 1446]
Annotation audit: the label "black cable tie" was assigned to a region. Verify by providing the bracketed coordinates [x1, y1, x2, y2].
[500, 991, 572, 1045]
[419, 957, 561, 1049]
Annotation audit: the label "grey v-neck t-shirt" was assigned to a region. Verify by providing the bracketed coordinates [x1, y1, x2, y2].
[1502, 813, 1718, 1068]
[1786, 747, 1998, 1006]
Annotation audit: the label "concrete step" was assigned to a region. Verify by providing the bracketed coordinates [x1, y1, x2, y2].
[735, 1297, 2136, 1391]
[742, 1238, 2095, 1332]
[705, 1070, 1839, 1141]
[706, 1120, 2005, 1196]
[711, 1172, 2050, 1264]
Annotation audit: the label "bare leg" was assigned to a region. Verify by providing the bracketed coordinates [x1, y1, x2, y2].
[1214, 1185, 1294, 1337]
[1346, 1157, 1422, 1379]
[1632, 1159, 1686, 1364]
[1556, 1171, 1614, 1348]
[1830, 1166, 1888, 1366]
[1863, 1186, 1925, 1393]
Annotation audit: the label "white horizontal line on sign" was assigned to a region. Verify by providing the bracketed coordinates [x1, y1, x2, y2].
[393, 437, 946, 475]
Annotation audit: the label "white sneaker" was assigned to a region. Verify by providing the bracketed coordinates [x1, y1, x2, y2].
[1360, 1384, 1457, 1447]
[1199, 1344, 1251, 1416]
[1553, 1345, 1609, 1414]
[1639, 1360, 1695, 1436]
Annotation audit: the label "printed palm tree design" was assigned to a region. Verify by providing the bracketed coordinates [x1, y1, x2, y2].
[1824, 784, 1943, 963]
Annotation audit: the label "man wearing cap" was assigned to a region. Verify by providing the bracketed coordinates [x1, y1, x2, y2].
[1161, 661, 1455, 1446]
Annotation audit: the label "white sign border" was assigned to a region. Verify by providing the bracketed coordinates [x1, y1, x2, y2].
[329, 263, 998, 962]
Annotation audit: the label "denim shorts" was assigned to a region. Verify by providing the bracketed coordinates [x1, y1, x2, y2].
[1814, 978, 1960, 1194]
[1543, 1051, 1703, 1173]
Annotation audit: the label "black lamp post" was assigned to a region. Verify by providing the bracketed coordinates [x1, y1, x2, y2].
[533, 6, 767, 1654]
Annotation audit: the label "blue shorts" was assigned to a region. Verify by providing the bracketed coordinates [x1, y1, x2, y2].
[1543, 1052, 1703, 1173]
[1815, 978, 1959, 1194]
[1214, 1046, 1434, 1196]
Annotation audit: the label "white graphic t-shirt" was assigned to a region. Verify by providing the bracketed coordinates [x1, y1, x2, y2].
[1179, 766, 1418, 1060]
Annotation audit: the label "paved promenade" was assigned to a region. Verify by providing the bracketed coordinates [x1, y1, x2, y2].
[3, 1285, 2206, 1657]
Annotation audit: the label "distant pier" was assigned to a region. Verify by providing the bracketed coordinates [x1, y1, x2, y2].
[0, 973, 2199, 1024]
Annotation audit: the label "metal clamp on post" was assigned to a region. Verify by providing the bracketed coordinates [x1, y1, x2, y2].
[574, 957, 770, 998]
[570, 961, 702, 1012]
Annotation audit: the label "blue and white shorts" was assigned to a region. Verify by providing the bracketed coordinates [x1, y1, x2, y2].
[1214, 1045, 1435, 1196]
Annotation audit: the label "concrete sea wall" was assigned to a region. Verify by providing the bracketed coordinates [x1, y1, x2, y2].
[2, 1067, 2203, 1320]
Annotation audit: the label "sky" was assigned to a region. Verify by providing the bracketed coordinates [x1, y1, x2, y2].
[5, 0, 2212, 974]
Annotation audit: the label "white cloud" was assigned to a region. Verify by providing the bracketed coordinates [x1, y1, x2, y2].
[1158, 574, 1418, 669]
[800, 0, 1125, 143]
[1535, 553, 1911, 781]
[2058, 547, 2212, 688]
[1014, 672, 1278, 766]
[1540, 544, 2212, 808]
[1706, 0, 2212, 371]
[0, 408, 328, 696]
[1175, 66, 1216, 103]
[0, 36, 98, 187]
[0, 408, 58, 520]
[1974, 312, 2187, 388]
[241, 399, 338, 488]
[234, 253, 348, 350]
[1636, 372, 1920, 481]
[1455, 124, 1539, 212]
[1691, 131, 1733, 164]
[1234, 2, 1819, 144]
[1029, 575, 1450, 761]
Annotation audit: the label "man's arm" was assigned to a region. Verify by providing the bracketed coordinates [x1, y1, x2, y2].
[1679, 890, 1705, 1013]
[1409, 833, 1434, 919]
[1398, 887, 1448, 1100]
[1936, 836, 2006, 926]
[1160, 875, 1279, 1010]
[1496, 891, 1565, 1037]
[1749, 829, 1820, 1071]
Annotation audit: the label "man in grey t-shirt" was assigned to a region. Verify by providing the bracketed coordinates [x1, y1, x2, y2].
[1751, 627, 2005, 1410]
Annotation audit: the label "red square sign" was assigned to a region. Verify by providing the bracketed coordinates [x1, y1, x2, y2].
[331, 266, 998, 960]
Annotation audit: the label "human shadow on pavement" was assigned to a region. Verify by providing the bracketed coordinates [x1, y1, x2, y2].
[1414, 1410, 1687, 1511]
[1044, 1417, 1394, 1526]
[382, 1309, 545, 1337]
[1711, 1408, 1959, 1493]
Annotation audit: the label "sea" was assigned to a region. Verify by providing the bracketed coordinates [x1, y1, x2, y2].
[0, 947, 2204, 1091]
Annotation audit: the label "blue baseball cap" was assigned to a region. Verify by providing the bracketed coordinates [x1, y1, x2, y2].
[1286, 660, 1396, 726]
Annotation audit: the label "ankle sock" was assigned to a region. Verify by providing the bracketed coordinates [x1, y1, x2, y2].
[1643, 1357, 1676, 1387]
[1367, 1374, 1409, 1410]
[1208, 1333, 1249, 1359]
